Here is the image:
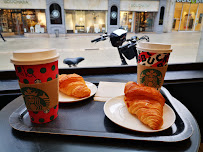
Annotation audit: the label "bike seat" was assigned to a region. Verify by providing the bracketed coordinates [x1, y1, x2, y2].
[63, 57, 84, 67]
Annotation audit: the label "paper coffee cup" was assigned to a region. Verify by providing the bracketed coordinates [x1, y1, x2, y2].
[136, 42, 172, 90]
[11, 49, 60, 123]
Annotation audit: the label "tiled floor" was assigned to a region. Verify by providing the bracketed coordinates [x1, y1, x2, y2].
[0, 31, 202, 70]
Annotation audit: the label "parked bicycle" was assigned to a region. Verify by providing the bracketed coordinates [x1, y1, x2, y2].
[91, 29, 149, 65]
[63, 29, 149, 67]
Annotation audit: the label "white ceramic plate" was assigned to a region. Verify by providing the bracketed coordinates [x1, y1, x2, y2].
[104, 95, 176, 132]
[59, 81, 97, 103]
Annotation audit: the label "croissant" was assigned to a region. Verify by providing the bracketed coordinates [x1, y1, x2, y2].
[59, 74, 91, 98]
[124, 81, 165, 130]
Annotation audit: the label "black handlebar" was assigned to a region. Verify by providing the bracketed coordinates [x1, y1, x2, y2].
[91, 37, 102, 43]
[91, 34, 149, 45]
[119, 43, 130, 49]
[128, 43, 136, 48]
[118, 35, 149, 49]
[91, 34, 108, 43]
[139, 35, 149, 42]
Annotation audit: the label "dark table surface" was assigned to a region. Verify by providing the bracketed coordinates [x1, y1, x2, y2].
[0, 64, 202, 152]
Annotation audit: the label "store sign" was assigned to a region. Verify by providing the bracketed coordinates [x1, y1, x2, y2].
[130, 3, 151, 9]
[64, 0, 108, 11]
[3, 0, 28, 4]
[111, 11, 117, 20]
[51, 10, 60, 19]
[176, 0, 203, 3]
[121, 1, 159, 12]
[1, 0, 46, 9]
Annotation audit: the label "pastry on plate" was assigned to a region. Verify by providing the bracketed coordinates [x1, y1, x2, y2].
[59, 74, 91, 98]
[124, 81, 165, 130]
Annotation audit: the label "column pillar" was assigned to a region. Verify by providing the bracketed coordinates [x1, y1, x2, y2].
[107, 0, 120, 34]
[154, 0, 175, 33]
[163, 0, 176, 33]
[131, 12, 135, 32]
[153, 0, 167, 33]
[46, 0, 66, 36]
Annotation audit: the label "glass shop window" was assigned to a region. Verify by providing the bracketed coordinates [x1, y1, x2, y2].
[159, 6, 165, 25]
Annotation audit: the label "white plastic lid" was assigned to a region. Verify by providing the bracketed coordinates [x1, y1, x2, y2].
[137, 42, 172, 53]
[10, 49, 59, 65]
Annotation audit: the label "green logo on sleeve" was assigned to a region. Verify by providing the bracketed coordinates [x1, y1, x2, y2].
[21, 87, 50, 111]
[140, 69, 162, 88]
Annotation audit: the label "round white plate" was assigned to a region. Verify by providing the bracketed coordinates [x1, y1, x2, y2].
[59, 81, 97, 103]
[104, 95, 176, 132]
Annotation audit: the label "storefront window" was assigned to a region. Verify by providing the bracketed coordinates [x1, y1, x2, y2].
[173, 3, 203, 31]
[180, 3, 190, 31]
[195, 4, 203, 31]
[181, 3, 198, 31]
[0, 9, 47, 35]
[173, 3, 183, 30]
[120, 11, 133, 32]
[65, 10, 106, 33]
[23, 10, 47, 33]
[159, 6, 165, 25]
[135, 12, 155, 33]
[188, 3, 198, 31]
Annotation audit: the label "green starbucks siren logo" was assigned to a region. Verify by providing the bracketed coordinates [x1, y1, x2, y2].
[21, 87, 50, 111]
[140, 69, 162, 88]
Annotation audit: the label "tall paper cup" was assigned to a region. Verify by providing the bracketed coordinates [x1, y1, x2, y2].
[11, 49, 59, 123]
[136, 42, 172, 91]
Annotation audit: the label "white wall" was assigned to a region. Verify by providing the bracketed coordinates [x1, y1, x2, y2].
[163, 0, 176, 33]
[64, 0, 108, 10]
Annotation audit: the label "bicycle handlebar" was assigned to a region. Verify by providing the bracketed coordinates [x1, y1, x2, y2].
[127, 42, 136, 48]
[91, 37, 102, 43]
[139, 35, 149, 42]
[91, 34, 108, 43]
[119, 43, 130, 49]
[91, 34, 149, 46]
[119, 35, 149, 49]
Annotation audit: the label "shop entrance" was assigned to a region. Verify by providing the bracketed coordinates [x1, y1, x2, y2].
[135, 12, 155, 33]
[11, 11, 24, 35]
[65, 10, 107, 34]
[120, 11, 133, 32]
[173, 3, 203, 31]
[0, 9, 47, 35]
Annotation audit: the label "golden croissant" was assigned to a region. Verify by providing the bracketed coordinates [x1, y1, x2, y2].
[124, 81, 165, 130]
[59, 74, 91, 98]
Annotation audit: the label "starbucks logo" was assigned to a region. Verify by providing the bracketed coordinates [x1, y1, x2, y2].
[21, 87, 50, 111]
[140, 69, 162, 88]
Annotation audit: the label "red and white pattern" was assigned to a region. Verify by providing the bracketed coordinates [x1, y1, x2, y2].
[137, 50, 170, 67]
